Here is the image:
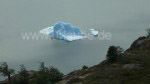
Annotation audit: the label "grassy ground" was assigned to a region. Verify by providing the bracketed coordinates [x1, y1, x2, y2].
[58, 37, 150, 84]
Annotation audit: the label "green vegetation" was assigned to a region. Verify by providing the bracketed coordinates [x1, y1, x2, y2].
[33, 62, 63, 84]
[0, 62, 63, 84]
[0, 29, 150, 84]
[0, 62, 15, 83]
[146, 28, 150, 37]
[16, 65, 29, 84]
[106, 46, 124, 63]
[56, 36, 150, 84]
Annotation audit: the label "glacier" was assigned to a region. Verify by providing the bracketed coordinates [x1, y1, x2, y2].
[40, 22, 86, 41]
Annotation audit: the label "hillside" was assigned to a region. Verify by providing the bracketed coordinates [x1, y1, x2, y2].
[0, 36, 150, 84]
[56, 36, 150, 84]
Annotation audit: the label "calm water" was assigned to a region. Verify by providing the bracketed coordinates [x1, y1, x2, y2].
[0, 0, 150, 78]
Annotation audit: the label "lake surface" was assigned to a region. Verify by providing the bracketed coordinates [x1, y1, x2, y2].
[0, 0, 150, 78]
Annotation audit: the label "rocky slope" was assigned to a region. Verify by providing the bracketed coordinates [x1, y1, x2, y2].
[1, 36, 149, 84]
[56, 36, 150, 84]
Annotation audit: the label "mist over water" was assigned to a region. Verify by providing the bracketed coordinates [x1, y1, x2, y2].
[0, 0, 150, 79]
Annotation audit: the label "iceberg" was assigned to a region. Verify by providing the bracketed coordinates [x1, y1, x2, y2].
[40, 27, 53, 35]
[90, 29, 99, 36]
[40, 22, 86, 41]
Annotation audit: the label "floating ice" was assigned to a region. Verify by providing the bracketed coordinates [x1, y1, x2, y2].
[90, 29, 99, 36]
[40, 27, 53, 35]
[40, 22, 86, 41]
